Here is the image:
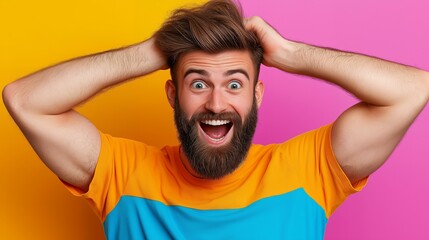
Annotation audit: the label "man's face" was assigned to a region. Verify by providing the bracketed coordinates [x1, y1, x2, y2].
[166, 50, 264, 179]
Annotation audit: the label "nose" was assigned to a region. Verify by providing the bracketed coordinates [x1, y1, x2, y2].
[204, 89, 228, 113]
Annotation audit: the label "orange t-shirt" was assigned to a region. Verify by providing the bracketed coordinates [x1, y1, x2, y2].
[65, 124, 366, 239]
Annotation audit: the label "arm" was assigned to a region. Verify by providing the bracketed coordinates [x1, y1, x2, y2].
[2, 38, 166, 191]
[245, 16, 429, 184]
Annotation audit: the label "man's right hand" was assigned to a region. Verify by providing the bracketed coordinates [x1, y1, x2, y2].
[2, 37, 166, 192]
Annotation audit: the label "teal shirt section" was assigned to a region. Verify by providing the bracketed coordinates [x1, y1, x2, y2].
[103, 188, 327, 240]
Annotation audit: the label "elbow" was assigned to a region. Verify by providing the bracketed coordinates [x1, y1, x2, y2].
[3, 82, 17, 111]
[423, 71, 429, 103]
[409, 70, 429, 109]
[2, 81, 26, 115]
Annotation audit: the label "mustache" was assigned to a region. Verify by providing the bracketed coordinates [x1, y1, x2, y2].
[190, 111, 241, 124]
[174, 99, 258, 179]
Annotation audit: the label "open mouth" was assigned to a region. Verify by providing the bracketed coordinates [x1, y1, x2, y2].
[199, 119, 233, 143]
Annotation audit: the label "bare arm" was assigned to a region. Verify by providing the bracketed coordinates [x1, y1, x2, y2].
[245, 16, 429, 184]
[2, 38, 166, 191]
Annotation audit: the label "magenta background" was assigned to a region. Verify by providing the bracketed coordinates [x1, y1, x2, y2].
[241, 0, 429, 239]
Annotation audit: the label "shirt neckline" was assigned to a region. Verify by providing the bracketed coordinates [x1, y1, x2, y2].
[173, 145, 259, 188]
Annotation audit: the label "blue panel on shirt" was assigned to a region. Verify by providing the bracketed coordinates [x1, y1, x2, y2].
[104, 188, 327, 240]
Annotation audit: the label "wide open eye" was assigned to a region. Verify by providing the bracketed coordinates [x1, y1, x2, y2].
[191, 81, 208, 89]
[227, 81, 242, 90]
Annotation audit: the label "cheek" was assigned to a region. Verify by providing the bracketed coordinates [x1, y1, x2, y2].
[230, 94, 254, 118]
[178, 92, 203, 117]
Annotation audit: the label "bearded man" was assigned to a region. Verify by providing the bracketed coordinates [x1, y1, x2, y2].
[3, 0, 429, 239]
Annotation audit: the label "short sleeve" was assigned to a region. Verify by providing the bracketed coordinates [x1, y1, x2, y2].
[280, 124, 367, 218]
[62, 132, 149, 221]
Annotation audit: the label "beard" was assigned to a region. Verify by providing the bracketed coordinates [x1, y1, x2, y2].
[174, 98, 258, 179]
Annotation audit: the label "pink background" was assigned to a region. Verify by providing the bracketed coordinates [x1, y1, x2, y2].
[242, 0, 429, 239]
[1, 0, 427, 239]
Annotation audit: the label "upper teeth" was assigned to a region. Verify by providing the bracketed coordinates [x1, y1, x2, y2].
[202, 120, 230, 126]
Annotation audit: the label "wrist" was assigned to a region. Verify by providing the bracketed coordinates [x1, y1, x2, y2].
[120, 38, 166, 79]
[268, 39, 303, 74]
[136, 38, 167, 73]
[283, 40, 307, 73]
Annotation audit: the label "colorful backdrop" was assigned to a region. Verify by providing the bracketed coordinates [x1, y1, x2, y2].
[1, 0, 428, 239]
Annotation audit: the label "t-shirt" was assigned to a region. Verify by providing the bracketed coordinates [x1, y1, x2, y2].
[65, 124, 366, 239]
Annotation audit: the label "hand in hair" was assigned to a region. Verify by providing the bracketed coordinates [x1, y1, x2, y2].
[244, 16, 300, 73]
[139, 37, 169, 72]
[247, 15, 429, 186]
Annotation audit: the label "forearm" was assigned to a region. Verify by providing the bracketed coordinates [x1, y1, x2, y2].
[283, 41, 429, 107]
[2, 38, 165, 190]
[3, 38, 164, 115]
[246, 16, 429, 183]
[245, 16, 429, 106]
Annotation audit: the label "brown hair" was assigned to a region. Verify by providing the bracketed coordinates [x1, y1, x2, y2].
[154, 0, 262, 85]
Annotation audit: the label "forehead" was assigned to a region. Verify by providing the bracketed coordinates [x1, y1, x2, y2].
[176, 50, 255, 80]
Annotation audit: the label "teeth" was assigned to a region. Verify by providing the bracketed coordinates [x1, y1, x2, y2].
[202, 120, 230, 126]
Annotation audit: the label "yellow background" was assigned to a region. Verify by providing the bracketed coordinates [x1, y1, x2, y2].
[0, 0, 203, 239]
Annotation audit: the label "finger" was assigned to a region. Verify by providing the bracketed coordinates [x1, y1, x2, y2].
[243, 17, 252, 30]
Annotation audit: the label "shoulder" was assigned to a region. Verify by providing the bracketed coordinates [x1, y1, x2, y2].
[249, 124, 333, 158]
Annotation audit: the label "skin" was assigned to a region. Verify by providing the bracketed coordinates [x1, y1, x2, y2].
[165, 50, 264, 178]
[3, 16, 429, 193]
[2, 39, 166, 191]
[245, 16, 429, 184]
[165, 50, 264, 147]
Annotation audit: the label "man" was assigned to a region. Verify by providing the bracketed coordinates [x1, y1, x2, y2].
[3, 0, 428, 239]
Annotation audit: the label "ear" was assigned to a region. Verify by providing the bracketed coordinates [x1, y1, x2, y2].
[254, 80, 264, 108]
[165, 80, 176, 108]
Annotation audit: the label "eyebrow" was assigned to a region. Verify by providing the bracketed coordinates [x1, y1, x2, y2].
[183, 68, 250, 81]
[224, 69, 250, 81]
[184, 69, 208, 79]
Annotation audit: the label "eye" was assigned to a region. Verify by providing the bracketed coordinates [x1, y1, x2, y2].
[191, 81, 207, 89]
[228, 81, 242, 90]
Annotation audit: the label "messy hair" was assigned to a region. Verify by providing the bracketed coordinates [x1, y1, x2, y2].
[154, 0, 262, 85]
